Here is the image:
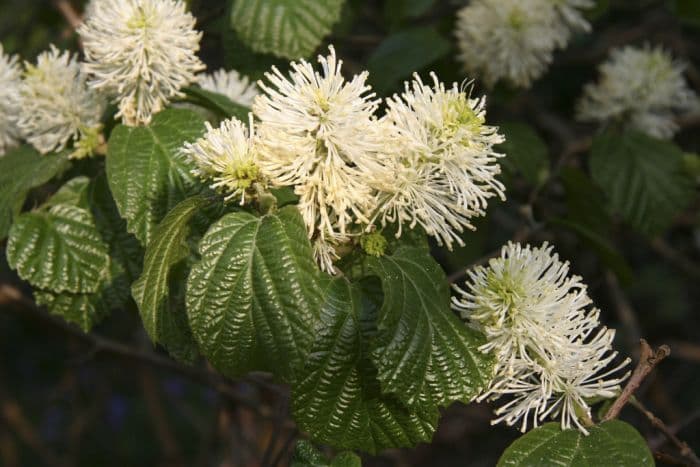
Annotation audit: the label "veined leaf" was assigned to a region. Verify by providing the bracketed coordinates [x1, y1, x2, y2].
[230, 0, 345, 59]
[87, 174, 143, 283]
[6, 204, 110, 294]
[497, 122, 549, 186]
[132, 196, 209, 363]
[367, 27, 450, 94]
[367, 246, 493, 407]
[43, 176, 90, 209]
[291, 440, 362, 467]
[0, 146, 69, 239]
[293, 278, 437, 453]
[34, 259, 127, 332]
[35, 289, 110, 332]
[497, 421, 653, 466]
[106, 108, 206, 246]
[553, 168, 633, 283]
[186, 206, 323, 381]
[589, 130, 694, 235]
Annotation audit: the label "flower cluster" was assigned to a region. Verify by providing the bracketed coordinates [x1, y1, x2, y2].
[1, 0, 206, 157]
[16, 46, 106, 157]
[377, 74, 505, 248]
[79, 0, 204, 126]
[0, 44, 21, 156]
[577, 45, 699, 139]
[198, 69, 259, 107]
[181, 47, 507, 272]
[181, 116, 265, 205]
[452, 242, 629, 433]
[455, 0, 593, 88]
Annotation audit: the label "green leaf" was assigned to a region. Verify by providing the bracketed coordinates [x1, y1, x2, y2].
[0, 146, 69, 239]
[291, 440, 327, 466]
[293, 278, 437, 453]
[329, 452, 362, 467]
[87, 174, 143, 283]
[132, 196, 208, 363]
[497, 122, 549, 186]
[385, 0, 435, 21]
[187, 205, 323, 381]
[7, 204, 110, 294]
[290, 440, 362, 467]
[222, 26, 289, 81]
[367, 247, 493, 407]
[33, 260, 126, 332]
[106, 108, 206, 246]
[35, 290, 108, 332]
[230, 0, 345, 59]
[182, 86, 250, 122]
[552, 168, 633, 283]
[497, 421, 654, 467]
[43, 176, 90, 209]
[367, 27, 450, 94]
[673, 0, 700, 27]
[589, 130, 694, 235]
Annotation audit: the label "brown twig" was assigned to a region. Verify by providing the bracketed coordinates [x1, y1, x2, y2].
[668, 341, 700, 363]
[604, 339, 670, 421]
[631, 398, 700, 466]
[0, 379, 66, 467]
[654, 451, 694, 466]
[52, 0, 82, 30]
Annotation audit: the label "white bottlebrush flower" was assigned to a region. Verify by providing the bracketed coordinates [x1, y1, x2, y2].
[198, 69, 258, 107]
[452, 242, 630, 433]
[552, 0, 594, 34]
[181, 116, 264, 205]
[312, 237, 343, 275]
[376, 73, 505, 249]
[16, 45, 106, 156]
[253, 46, 386, 253]
[455, 0, 565, 88]
[577, 45, 699, 139]
[79, 0, 205, 126]
[0, 44, 22, 156]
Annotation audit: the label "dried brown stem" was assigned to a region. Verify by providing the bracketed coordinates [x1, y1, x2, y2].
[631, 398, 700, 466]
[603, 339, 670, 421]
[52, 0, 82, 30]
[0, 380, 66, 467]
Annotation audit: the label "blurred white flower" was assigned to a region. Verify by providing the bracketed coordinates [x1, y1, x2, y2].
[577, 45, 699, 139]
[552, 0, 594, 34]
[455, 0, 564, 88]
[0, 44, 22, 156]
[377, 73, 505, 248]
[452, 242, 629, 433]
[181, 116, 264, 205]
[79, 0, 204, 126]
[198, 69, 258, 107]
[16, 46, 105, 156]
[253, 46, 386, 258]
